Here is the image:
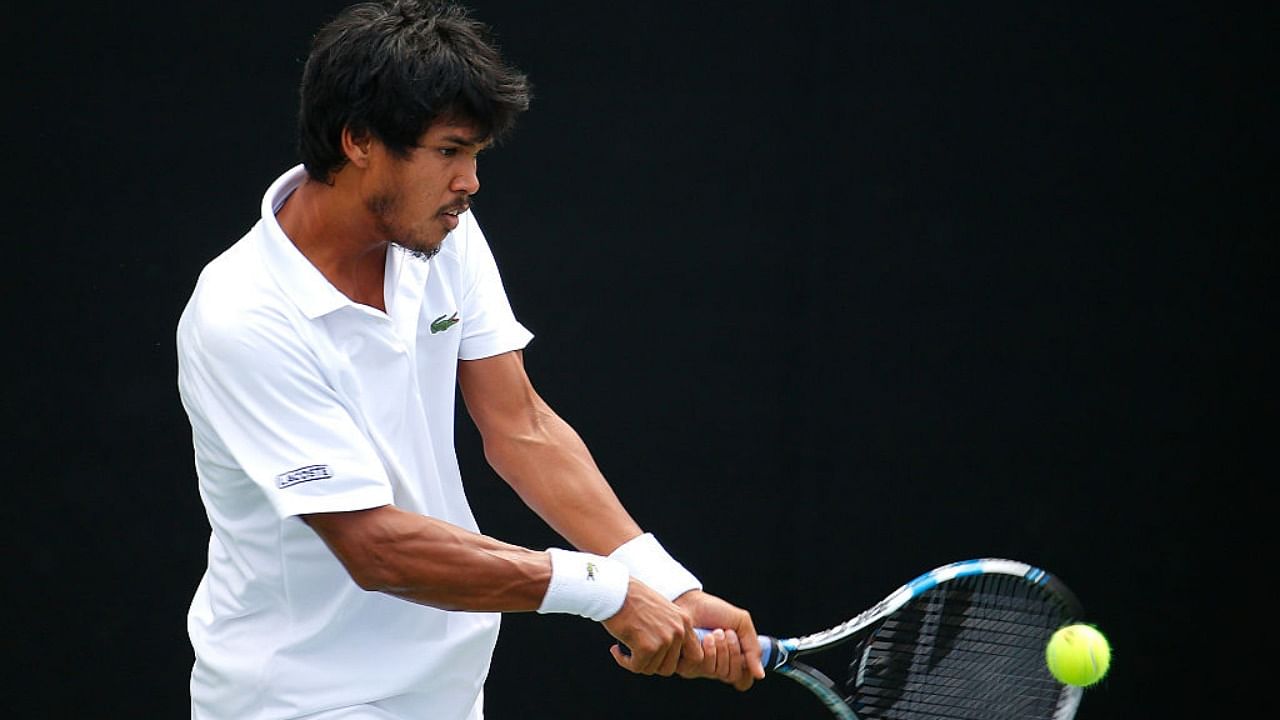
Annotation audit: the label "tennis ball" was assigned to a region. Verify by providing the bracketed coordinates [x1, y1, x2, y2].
[1045, 624, 1111, 687]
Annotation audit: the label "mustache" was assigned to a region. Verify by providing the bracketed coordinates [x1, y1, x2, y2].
[439, 196, 473, 215]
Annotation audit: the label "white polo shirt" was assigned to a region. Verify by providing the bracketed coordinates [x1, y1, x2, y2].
[178, 165, 534, 720]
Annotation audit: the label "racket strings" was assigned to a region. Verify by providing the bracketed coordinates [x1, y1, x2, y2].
[845, 574, 1074, 719]
[884, 605, 1060, 651]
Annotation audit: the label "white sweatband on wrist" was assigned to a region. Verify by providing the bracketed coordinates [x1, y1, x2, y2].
[608, 533, 703, 601]
[537, 549, 630, 622]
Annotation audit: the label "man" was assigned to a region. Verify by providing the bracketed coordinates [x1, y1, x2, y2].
[176, 2, 764, 718]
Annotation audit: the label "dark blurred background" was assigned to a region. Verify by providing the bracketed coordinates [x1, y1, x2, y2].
[6, 1, 1271, 717]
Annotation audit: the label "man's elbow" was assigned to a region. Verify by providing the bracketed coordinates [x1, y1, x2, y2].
[304, 511, 407, 592]
[340, 539, 410, 592]
[482, 408, 559, 471]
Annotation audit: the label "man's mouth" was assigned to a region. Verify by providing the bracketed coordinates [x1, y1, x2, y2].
[440, 204, 468, 231]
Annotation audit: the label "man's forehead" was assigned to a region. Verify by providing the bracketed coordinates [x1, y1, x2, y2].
[423, 119, 490, 147]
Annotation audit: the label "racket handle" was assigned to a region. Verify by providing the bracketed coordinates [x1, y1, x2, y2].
[620, 628, 782, 668]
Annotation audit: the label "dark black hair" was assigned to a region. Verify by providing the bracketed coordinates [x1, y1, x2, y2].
[297, 0, 531, 182]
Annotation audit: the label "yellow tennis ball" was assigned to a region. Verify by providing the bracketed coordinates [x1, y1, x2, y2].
[1045, 624, 1111, 687]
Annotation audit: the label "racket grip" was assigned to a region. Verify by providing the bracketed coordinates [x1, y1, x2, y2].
[620, 628, 781, 668]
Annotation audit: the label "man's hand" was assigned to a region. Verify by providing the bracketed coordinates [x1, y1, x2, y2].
[673, 589, 766, 691]
[603, 580, 703, 676]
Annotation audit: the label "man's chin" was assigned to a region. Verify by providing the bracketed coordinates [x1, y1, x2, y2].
[393, 239, 443, 261]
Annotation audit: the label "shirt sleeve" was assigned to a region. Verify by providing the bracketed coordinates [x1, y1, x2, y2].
[454, 212, 534, 360]
[178, 293, 393, 519]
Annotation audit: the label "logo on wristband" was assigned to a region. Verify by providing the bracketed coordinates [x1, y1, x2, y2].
[586, 562, 597, 581]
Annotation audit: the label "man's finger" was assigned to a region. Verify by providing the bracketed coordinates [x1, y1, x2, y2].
[652, 628, 685, 677]
[680, 622, 704, 669]
[641, 640, 669, 676]
[609, 644, 633, 671]
[693, 630, 717, 677]
[724, 629, 744, 684]
[739, 623, 765, 681]
[710, 628, 730, 678]
[616, 637, 665, 675]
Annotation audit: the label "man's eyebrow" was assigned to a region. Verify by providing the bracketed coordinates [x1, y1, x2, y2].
[440, 134, 492, 149]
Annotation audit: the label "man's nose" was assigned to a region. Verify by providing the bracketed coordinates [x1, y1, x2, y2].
[451, 161, 479, 195]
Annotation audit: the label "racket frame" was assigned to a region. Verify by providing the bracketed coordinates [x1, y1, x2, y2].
[763, 558, 1085, 720]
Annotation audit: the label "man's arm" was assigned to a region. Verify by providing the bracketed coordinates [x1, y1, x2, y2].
[303, 505, 549, 611]
[456, 350, 643, 554]
[457, 350, 765, 689]
[305, 504, 702, 677]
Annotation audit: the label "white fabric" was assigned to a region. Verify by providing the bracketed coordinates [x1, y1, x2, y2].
[537, 549, 629, 621]
[179, 165, 533, 720]
[608, 533, 703, 601]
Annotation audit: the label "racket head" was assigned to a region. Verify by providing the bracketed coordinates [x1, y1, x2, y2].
[777, 559, 1086, 720]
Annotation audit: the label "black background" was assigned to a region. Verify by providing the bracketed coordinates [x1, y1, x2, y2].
[7, 1, 1271, 718]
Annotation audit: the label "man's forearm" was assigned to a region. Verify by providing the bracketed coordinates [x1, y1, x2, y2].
[306, 504, 637, 625]
[482, 400, 644, 554]
[305, 505, 551, 611]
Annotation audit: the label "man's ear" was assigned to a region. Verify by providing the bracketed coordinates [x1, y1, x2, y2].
[341, 127, 374, 168]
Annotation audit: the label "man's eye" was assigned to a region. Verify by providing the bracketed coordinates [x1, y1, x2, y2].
[439, 148, 458, 158]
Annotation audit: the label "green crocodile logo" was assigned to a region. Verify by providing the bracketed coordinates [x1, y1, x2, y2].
[430, 312, 460, 334]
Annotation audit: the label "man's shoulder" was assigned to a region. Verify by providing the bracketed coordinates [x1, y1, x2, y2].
[201, 220, 269, 278]
[180, 225, 294, 349]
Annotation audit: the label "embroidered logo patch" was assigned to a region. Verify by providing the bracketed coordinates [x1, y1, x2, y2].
[276, 464, 333, 489]
[430, 312, 460, 334]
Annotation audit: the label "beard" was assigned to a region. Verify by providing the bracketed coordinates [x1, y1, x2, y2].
[398, 242, 441, 261]
[366, 191, 444, 260]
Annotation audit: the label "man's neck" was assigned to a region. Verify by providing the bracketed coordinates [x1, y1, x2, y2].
[276, 177, 389, 312]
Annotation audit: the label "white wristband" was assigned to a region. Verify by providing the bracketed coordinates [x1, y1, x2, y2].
[608, 533, 702, 601]
[537, 549, 630, 622]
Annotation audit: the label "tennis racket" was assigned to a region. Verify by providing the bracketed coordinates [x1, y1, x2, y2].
[704, 558, 1086, 719]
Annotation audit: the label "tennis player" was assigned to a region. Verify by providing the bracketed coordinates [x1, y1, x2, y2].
[176, 1, 764, 718]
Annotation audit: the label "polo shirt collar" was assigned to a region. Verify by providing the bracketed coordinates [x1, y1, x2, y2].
[256, 165, 354, 320]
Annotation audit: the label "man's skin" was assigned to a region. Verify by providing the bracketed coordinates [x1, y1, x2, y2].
[274, 117, 766, 689]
